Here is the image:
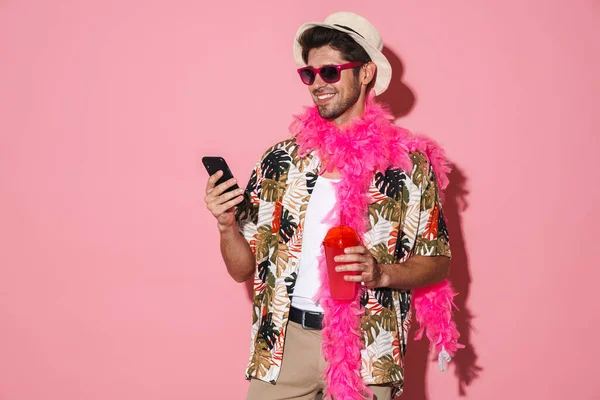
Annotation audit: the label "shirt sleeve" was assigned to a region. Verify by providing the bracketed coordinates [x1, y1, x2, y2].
[412, 158, 452, 258]
[235, 160, 261, 255]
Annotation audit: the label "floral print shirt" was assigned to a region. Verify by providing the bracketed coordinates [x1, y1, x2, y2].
[235, 138, 451, 390]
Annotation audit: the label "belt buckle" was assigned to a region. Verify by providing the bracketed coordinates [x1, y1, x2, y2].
[301, 310, 321, 330]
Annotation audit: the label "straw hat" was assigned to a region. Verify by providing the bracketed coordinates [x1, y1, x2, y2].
[293, 11, 392, 96]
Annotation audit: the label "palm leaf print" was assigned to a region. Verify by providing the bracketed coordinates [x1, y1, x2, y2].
[372, 354, 403, 383]
[394, 231, 411, 260]
[399, 290, 411, 321]
[423, 204, 440, 240]
[306, 172, 318, 194]
[284, 272, 297, 295]
[257, 259, 270, 283]
[364, 219, 394, 251]
[258, 312, 279, 350]
[270, 335, 285, 368]
[275, 243, 289, 276]
[361, 289, 370, 307]
[261, 149, 292, 181]
[236, 169, 258, 222]
[247, 168, 258, 192]
[248, 338, 271, 378]
[361, 308, 382, 346]
[286, 225, 304, 256]
[260, 179, 281, 202]
[378, 198, 402, 222]
[281, 178, 306, 221]
[438, 208, 449, 241]
[410, 152, 428, 188]
[401, 201, 421, 244]
[255, 225, 276, 262]
[366, 291, 398, 332]
[375, 169, 406, 201]
[279, 208, 297, 243]
[421, 181, 436, 211]
[374, 288, 394, 308]
[262, 284, 275, 315]
[370, 243, 395, 265]
[368, 203, 380, 226]
[289, 144, 312, 172]
[251, 292, 262, 325]
[271, 282, 291, 328]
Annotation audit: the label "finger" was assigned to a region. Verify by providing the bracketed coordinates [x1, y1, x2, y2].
[334, 254, 364, 263]
[335, 263, 365, 273]
[206, 170, 224, 193]
[208, 192, 243, 215]
[344, 274, 365, 282]
[216, 187, 245, 205]
[206, 178, 239, 202]
[214, 195, 244, 214]
[343, 270, 375, 283]
[206, 187, 241, 206]
[213, 178, 239, 197]
[343, 246, 367, 255]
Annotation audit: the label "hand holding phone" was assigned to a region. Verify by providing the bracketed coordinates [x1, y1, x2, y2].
[202, 156, 246, 229]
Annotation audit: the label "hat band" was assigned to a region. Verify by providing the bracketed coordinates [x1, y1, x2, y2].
[333, 24, 365, 39]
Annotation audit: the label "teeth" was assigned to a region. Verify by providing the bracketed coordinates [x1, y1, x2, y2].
[317, 93, 335, 100]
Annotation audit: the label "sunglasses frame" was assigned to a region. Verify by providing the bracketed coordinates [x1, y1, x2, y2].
[297, 61, 364, 85]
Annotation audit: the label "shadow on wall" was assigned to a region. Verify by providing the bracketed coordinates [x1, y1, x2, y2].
[445, 166, 483, 397]
[400, 166, 482, 399]
[379, 46, 483, 398]
[378, 46, 416, 119]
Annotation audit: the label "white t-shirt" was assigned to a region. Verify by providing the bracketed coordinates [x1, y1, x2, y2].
[291, 176, 339, 313]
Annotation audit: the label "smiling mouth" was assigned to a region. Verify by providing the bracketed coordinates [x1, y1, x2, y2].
[315, 93, 335, 101]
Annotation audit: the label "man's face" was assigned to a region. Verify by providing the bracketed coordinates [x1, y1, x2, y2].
[305, 46, 362, 122]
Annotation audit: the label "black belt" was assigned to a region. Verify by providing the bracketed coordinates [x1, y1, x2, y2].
[289, 306, 324, 330]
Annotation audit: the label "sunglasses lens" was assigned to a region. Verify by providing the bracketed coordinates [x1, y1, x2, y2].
[299, 69, 315, 85]
[320, 66, 340, 83]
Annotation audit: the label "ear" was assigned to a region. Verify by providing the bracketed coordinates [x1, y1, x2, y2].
[361, 62, 377, 87]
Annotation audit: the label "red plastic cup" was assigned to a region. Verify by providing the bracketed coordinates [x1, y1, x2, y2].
[322, 225, 361, 301]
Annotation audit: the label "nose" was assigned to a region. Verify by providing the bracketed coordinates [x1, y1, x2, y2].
[311, 72, 327, 90]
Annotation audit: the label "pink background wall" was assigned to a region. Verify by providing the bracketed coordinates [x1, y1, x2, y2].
[1, 1, 599, 399]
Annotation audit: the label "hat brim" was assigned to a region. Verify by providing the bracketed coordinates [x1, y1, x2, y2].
[293, 22, 392, 96]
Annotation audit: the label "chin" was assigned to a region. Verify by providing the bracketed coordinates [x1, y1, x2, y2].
[318, 106, 345, 120]
[317, 108, 337, 120]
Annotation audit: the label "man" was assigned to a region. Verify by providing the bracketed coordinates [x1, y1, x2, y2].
[204, 11, 455, 400]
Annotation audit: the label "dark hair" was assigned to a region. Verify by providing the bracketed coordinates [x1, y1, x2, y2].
[298, 26, 372, 80]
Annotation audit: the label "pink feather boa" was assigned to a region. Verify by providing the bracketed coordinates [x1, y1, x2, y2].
[289, 95, 462, 399]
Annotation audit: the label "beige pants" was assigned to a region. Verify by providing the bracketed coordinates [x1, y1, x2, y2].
[246, 321, 392, 400]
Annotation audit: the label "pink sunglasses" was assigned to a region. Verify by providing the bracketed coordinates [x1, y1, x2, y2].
[297, 62, 364, 85]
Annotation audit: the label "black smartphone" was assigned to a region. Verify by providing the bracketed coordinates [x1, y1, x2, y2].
[202, 156, 246, 207]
